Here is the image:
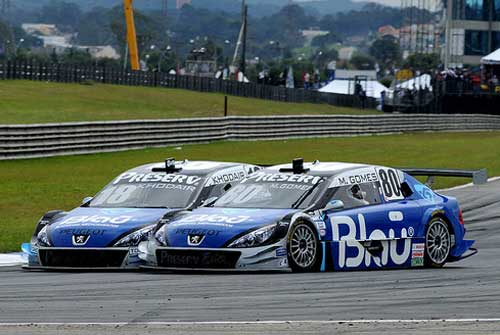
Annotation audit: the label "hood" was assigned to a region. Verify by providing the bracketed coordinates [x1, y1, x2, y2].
[48, 207, 173, 247]
[164, 207, 296, 248]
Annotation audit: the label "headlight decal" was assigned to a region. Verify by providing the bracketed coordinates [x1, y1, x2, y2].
[227, 224, 277, 248]
[154, 224, 169, 246]
[113, 225, 155, 247]
[36, 225, 51, 247]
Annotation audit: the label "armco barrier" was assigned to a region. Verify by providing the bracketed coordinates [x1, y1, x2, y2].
[1, 114, 500, 160]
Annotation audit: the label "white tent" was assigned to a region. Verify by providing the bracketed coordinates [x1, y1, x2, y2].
[481, 48, 500, 65]
[319, 79, 388, 99]
[396, 74, 432, 91]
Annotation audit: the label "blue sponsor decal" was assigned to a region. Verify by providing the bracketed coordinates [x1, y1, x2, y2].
[414, 184, 436, 201]
[275, 247, 287, 257]
[48, 207, 171, 247]
[165, 207, 295, 248]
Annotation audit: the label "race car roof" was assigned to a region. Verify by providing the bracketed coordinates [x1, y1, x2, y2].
[127, 160, 254, 176]
[264, 161, 374, 177]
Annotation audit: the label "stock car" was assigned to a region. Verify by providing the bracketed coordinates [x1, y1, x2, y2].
[139, 159, 476, 272]
[24, 159, 259, 269]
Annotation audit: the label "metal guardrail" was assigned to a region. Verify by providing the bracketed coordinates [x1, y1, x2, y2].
[1, 114, 500, 160]
[401, 168, 489, 186]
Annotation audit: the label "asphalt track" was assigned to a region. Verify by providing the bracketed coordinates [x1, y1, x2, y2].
[0, 180, 499, 334]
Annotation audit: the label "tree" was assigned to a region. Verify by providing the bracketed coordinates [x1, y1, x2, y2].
[0, 20, 14, 58]
[313, 48, 339, 70]
[110, 6, 165, 63]
[369, 38, 401, 69]
[39, 1, 83, 30]
[76, 7, 116, 46]
[403, 53, 440, 72]
[311, 33, 343, 48]
[60, 48, 92, 65]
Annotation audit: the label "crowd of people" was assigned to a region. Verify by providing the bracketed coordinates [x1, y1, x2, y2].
[434, 68, 500, 95]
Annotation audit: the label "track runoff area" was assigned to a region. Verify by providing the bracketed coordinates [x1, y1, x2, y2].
[0, 180, 499, 335]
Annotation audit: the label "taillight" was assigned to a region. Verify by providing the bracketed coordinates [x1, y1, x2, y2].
[459, 209, 464, 225]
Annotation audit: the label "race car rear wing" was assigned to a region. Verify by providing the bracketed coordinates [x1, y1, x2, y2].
[400, 168, 488, 187]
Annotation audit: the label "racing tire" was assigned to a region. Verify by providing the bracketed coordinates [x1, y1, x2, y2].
[424, 217, 451, 268]
[287, 222, 322, 272]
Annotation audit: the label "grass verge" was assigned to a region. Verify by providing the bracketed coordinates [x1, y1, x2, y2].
[0, 80, 376, 124]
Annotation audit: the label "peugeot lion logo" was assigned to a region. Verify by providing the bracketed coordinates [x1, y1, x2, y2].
[72, 234, 90, 246]
[188, 234, 205, 246]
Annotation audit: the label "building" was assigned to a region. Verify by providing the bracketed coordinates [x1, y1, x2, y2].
[301, 28, 330, 43]
[338, 47, 356, 61]
[22, 23, 119, 58]
[399, 0, 443, 58]
[445, 0, 500, 67]
[176, 0, 191, 9]
[378, 25, 400, 40]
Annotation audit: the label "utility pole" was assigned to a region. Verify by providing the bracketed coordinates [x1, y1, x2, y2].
[162, 0, 168, 17]
[231, 0, 248, 75]
[240, 0, 247, 74]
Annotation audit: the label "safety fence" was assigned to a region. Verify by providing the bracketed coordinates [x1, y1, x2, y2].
[2, 114, 500, 160]
[0, 62, 376, 109]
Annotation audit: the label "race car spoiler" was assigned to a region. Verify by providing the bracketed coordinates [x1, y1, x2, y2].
[401, 168, 488, 187]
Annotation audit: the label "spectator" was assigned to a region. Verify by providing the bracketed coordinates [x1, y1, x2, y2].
[304, 72, 311, 90]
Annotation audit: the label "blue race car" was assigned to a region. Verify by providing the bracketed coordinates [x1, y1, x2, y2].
[25, 159, 259, 269]
[140, 159, 476, 272]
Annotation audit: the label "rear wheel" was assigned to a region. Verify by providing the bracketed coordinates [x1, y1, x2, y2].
[287, 222, 321, 272]
[425, 217, 451, 268]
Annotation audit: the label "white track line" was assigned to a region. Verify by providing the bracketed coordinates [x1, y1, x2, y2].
[1, 319, 500, 326]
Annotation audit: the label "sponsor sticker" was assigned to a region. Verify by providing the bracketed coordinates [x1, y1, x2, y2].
[205, 167, 247, 187]
[175, 214, 251, 225]
[331, 214, 412, 268]
[411, 243, 425, 267]
[244, 172, 322, 185]
[113, 172, 202, 186]
[279, 258, 288, 268]
[275, 247, 287, 257]
[329, 167, 379, 188]
[59, 215, 134, 226]
[414, 184, 436, 201]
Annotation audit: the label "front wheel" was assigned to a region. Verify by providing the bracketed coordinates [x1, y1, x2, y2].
[287, 222, 322, 272]
[425, 217, 451, 268]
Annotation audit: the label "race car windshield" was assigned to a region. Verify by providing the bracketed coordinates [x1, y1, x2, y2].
[88, 172, 205, 209]
[213, 173, 324, 209]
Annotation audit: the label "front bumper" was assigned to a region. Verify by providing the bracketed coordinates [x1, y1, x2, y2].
[138, 239, 290, 271]
[25, 245, 142, 270]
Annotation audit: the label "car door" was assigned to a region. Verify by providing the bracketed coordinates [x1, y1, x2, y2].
[322, 170, 422, 270]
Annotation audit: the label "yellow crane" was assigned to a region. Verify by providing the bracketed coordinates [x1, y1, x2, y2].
[123, 0, 140, 70]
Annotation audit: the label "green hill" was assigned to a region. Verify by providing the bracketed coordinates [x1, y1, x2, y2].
[0, 80, 375, 125]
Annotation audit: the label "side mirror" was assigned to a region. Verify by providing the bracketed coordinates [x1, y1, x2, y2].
[323, 200, 345, 212]
[202, 196, 219, 207]
[82, 196, 93, 205]
[400, 182, 414, 198]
